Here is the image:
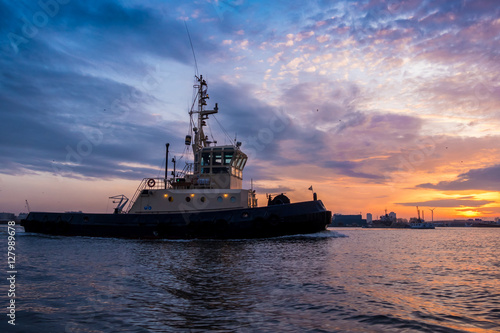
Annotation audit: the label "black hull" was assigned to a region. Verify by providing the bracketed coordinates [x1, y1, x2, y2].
[21, 201, 331, 239]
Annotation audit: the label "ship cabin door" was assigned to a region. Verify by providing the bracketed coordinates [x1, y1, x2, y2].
[195, 145, 247, 189]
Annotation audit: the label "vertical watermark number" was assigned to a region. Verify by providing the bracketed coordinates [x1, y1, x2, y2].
[6, 221, 17, 326]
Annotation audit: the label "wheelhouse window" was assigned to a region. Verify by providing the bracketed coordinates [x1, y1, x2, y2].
[240, 157, 247, 169]
[201, 152, 211, 166]
[236, 156, 244, 169]
[196, 147, 247, 179]
[223, 151, 234, 165]
[213, 151, 222, 165]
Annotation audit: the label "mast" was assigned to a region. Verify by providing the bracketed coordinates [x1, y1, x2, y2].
[191, 75, 218, 154]
[186, 74, 246, 189]
[165, 143, 169, 189]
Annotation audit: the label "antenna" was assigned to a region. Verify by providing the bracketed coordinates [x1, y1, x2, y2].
[184, 21, 199, 76]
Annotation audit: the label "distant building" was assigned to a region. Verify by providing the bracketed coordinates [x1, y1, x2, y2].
[389, 212, 396, 222]
[330, 214, 367, 227]
[366, 213, 372, 223]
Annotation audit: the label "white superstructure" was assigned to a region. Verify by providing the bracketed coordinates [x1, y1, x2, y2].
[128, 75, 257, 214]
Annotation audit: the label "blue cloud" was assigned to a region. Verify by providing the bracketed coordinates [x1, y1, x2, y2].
[1, 0, 499, 188]
[0, 1, 207, 179]
[417, 164, 500, 191]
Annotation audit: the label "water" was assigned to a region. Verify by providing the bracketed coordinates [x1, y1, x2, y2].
[1, 226, 499, 332]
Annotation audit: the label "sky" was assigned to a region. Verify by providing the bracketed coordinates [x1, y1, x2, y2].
[1, 0, 499, 220]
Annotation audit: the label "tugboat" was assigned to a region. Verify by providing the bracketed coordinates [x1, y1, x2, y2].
[409, 219, 435, 229]
[22, 75, 331, 239]
[409, 206, 435, 229]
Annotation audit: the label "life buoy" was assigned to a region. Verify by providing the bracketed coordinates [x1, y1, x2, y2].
[147, 178, 156, 187]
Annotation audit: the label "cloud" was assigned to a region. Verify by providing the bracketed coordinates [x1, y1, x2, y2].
[323, 160, 384, 180]
[417, 164, 500, 191]
[3, 0, 218, 63]
[218, 77, 429, 183]
[396, 198, 494, 208]
[0, 47, 179, 179]
[254, 185, 294, 194]
[414, 73, 500, 120]
[224, 78, 427, 183]
[0, 1, 224, 180]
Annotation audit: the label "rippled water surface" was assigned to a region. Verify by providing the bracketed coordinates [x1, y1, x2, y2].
[1, 227, 499, 332]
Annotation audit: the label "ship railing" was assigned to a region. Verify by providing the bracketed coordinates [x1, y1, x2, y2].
[126, 178, 169, 213]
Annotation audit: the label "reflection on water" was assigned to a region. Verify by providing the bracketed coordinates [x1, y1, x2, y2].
[1, 227, 499, 332]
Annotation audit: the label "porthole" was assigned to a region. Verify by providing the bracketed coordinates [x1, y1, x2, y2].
[168, 196, 173, 202]
[185, 196, 191, 202]
[230, 196, 236, 203]
[201, 197, 206, 203]
[217, 196, 223, 202]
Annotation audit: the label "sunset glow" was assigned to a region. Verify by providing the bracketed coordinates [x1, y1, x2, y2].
[1, 0, 499, 221]
[459, 210, 481, 218]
